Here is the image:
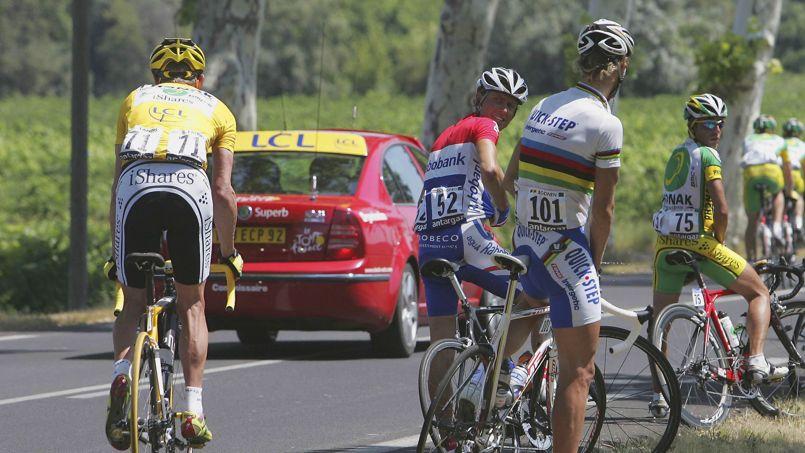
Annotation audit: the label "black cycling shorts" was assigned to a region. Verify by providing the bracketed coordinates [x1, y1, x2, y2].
[114, 161, 213, 288]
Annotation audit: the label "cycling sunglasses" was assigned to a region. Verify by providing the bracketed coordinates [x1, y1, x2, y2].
[157, 37, 201, 49]
[696, 119, 725, 130]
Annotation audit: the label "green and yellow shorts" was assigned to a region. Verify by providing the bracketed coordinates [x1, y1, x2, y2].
[793, 169, 804, 195]
[653, 234, 747, 294]
[743, 163, 783, 213]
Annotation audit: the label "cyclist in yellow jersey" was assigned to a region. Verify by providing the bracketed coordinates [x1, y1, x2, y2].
[742, 114, 787, 260]
[652, 94, 786, 388]
[104, 38, 243, 450]
[782, 118, 805, 238]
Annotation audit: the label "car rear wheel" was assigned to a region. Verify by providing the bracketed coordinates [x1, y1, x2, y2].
[371, 263, 418, 358]
[236, 327, 278, 347]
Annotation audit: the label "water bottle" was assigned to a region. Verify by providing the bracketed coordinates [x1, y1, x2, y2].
[718, 311, 740, 349]
[495, 359, 514, 408]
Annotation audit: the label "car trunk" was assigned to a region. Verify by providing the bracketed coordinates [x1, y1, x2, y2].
[223, 195, 362, 262]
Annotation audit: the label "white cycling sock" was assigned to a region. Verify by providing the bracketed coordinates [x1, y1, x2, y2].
[113, 359, 131, 378]
[773, 222, 784, 239]
[186, 386, 203, 416]
[746, 353, 767, 369]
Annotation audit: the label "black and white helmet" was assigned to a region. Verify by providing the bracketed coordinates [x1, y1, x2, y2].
[577, 19, 634, 58]
[476, 67, 528, 104]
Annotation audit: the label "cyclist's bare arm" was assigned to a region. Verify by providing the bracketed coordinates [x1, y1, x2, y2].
[503, 142, 521, 196]
[109, 147, 124, 248]
[708, 178, 729, 243]
[477, 138, 508, 210]
[211, 147, 237, 257]
[589, 167, 619, 270]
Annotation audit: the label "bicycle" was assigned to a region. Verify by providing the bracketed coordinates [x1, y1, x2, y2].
[111, 253, 236, 453]
[417, 254, 681, 452]
[754, 184, 794, 262]
[651, 250, 805, 429]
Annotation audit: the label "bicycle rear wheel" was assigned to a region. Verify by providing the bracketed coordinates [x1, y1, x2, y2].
[749, 300, 805, 417]
[597, 326, 681, 452]
[131, 332, 164, 453]
[418, 344, 494, 453]
[419, 338, 469, 417]
[652, 304, 731, 428]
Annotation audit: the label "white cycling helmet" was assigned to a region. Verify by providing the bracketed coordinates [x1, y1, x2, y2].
[684, 93, 728, 121]
[577, 19, 634, 58]
[476, 67, 528, 104]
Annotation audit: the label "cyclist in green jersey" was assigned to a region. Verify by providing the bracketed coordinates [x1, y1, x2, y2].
[782, 118, 805, 238]
[652, 94, 786, 386]
[742, 114, 788, 260]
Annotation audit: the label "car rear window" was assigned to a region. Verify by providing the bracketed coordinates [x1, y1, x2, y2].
[221, 152, 364, 195]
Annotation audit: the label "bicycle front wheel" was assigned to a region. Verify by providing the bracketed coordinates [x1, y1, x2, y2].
[652, 303, 731, 428]
[597, 326, 681, 452]
[418, 344, 493, 453]
[419, 338, 469, 418]
[507, 354, 606, 452]
[130, 332, 163, 453]
[749, 300, 805, 417]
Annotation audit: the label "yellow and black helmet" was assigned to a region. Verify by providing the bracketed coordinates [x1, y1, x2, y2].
[149, 38, 205, 76]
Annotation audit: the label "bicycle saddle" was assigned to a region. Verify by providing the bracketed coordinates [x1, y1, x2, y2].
[493, 253, 529, 275]
[421, 258, 460, 278]
[664, 250, 697, 266]
[125, 252, 166, 271]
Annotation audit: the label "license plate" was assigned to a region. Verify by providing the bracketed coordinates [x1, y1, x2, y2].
[214, 227, 286, 244]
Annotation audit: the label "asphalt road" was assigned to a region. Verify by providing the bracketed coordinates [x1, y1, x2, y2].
[0, 274, 759, 452]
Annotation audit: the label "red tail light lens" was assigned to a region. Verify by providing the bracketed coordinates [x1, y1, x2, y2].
[326, 209, 364, 260]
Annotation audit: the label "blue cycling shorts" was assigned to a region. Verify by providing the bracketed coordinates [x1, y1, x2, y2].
[512, 225, 601, 328]
[418, 220, 511, 317]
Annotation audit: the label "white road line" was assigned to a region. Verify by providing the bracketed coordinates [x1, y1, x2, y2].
[70, 359, 286, 399]
[349, 434, 419, 452]
[0, 334, 38, 342]
[0, 357, 304, 407]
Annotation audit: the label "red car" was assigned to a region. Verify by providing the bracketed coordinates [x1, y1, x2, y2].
[205, 129, 490, 357]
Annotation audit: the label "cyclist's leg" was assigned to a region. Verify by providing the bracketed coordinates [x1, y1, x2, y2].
[164, 188, 212, 395]
[651, 239, 689, 316]
[455, 221, 548, 363]
[160, 170, 215, 445]
[743, 175, 761, 260]
[553, 323, 598, 453]
[772, 190, 785, 239]
[518, 227, 602, 453]
[113, 190, 164, 362]
[418, 224, 468, 407]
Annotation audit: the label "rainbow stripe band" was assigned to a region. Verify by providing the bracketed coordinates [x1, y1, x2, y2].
[541, 237, 573, 265]
[519, 140, 596, 194]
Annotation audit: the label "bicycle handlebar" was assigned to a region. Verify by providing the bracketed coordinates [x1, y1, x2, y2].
[113, 261, 237, 316]
[754, 260, 804, 301]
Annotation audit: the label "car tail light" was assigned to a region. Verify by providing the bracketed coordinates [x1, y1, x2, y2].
[326, 209, 364, 260]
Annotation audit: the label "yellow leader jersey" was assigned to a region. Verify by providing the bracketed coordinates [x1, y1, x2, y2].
[115, 82, 237, 169]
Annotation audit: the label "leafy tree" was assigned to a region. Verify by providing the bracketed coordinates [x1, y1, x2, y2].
[0, 0, 71, 96]
[775, 0, 805, 72]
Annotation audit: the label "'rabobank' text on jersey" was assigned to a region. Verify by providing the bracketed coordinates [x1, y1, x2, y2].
[516, 83, 622, 230]
[415, 115, 499, 232]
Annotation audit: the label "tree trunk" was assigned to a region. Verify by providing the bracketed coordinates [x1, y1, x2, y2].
[718, 0, 782, 249]
[421, 0, 500, 148]
[193, 0, 265, 131]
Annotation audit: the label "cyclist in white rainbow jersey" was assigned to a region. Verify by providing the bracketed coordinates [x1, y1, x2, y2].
[502, 19, 633, 453]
